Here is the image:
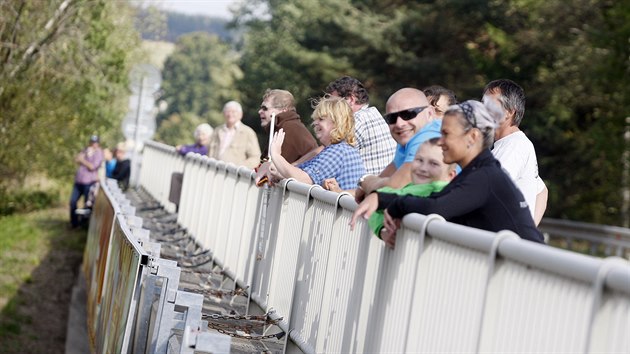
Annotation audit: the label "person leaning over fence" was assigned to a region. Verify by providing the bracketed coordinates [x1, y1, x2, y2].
[355, 88, 442, 202]
[111, 142, 131, 190]
[325, 76, 396, 175]
[258, 89, 319, 164]
[70, 134, 103, 228]
[208, 101, 261, 169]
[268, 96, 366, 190]
[423, 85, 458, 119]
[176, 123, 213, 156]
[482, 79, 548, 225]
[351, 100, 545, 246]
[368, 138, 457, 242]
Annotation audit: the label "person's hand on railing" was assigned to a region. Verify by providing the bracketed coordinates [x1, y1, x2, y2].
[255, 160, 284, 187]
[255, 160, 272, 187]
[267, 162, 284, 184]
[323, 178, 343, 193]
[350, 192, 379, 230]
[382, 209, 401, 249]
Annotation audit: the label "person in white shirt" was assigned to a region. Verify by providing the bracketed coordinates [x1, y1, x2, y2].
[483, 79, 548, 225]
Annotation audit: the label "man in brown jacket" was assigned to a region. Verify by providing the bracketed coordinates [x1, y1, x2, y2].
[258, 89, 318, 163]
[208, 101, 261, 169]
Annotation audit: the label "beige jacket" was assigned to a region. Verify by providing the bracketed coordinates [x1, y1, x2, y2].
[207, 122, 261, 169]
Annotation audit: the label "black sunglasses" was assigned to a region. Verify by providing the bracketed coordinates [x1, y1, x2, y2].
[383, 106, 428, 124]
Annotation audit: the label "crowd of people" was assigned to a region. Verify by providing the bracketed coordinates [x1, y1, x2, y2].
[71, 77, 547, 245]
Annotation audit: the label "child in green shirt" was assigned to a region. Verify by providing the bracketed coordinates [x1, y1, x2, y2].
[368, 138, 457, 238]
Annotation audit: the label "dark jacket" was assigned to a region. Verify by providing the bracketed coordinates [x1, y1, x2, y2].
[261, 110, 318, 163]
[112, 159, 131, 190]
[378, 149, 544, 243]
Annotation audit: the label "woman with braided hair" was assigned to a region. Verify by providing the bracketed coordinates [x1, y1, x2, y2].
[351, 100, 544, 247]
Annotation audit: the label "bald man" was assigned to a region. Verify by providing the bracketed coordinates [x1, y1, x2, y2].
[356, 88, 441, 202]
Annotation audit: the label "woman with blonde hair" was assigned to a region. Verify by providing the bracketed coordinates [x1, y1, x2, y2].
[269, 96, 366, 190]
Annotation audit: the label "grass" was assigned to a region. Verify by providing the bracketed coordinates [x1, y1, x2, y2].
[0, 205, 86, 343]
[0, 212, 49, 308]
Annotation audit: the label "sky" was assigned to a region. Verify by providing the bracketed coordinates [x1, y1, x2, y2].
[148, 0, 237, 19]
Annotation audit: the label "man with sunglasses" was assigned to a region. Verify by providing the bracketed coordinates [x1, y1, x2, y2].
[356, 88, 442, 202]
[258, 89, 319, 163]
[325, 76, 396, 175]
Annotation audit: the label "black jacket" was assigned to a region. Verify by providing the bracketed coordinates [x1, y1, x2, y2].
[378, 149, 544, 243]
[112, 159, 131, 190]
[261, 110, 318, 163]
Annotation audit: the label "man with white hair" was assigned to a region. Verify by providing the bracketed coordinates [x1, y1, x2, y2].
[208, 100, 261, 168]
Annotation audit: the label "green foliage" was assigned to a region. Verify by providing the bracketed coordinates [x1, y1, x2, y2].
[0, 206, 86, 347]
[154, 112, 207, 146]
[135, 5, 168, 41]
[228, 0, 628, 225]
[0, 0, 142, 183]
[0, 188, 59, 216]
[159, 33, 243, 127]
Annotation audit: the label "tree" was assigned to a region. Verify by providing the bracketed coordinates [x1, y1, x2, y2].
[0, 0, 142, 182]
[231, 0, 629, 225]
[154, 112, 205, 147]
[159, 32, 243, 128]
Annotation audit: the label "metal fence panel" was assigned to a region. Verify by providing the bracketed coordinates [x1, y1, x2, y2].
[249, 183, 286, 309]
[266, 182, 317, 324]
[95, 215, 147, 354]
[315, 197, 371, 353]
[405, 238, 489, 352]
[480, 260, 592, 352]
[137, 140, 630, 354]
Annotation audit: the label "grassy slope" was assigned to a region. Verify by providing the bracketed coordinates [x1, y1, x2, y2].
[0, 206, 86, 353]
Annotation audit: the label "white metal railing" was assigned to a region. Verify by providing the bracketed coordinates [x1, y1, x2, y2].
[83, 178, 223, 354]
[541, 217, 630, 257]
[140, 141, 630, 353]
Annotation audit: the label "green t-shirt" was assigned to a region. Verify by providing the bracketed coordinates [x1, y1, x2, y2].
[368, 181, 449, 238]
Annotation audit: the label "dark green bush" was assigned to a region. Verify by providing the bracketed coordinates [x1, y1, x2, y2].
[0, 188, 58, 216]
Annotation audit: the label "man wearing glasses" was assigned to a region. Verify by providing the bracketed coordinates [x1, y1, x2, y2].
[258, 89, 319, 163]
[356, 88, 442, 202]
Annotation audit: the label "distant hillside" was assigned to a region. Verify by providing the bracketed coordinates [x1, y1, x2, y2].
[138, 8, 233, 43]
[166, 12, 232, 42]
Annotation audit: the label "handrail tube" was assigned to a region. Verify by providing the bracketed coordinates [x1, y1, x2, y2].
[136, 141, 630, 353]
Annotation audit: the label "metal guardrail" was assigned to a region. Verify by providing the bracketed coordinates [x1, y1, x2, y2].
[137, 140, 630, 354]
[540, 218, 630, 258]
[83, 179, 226, 354]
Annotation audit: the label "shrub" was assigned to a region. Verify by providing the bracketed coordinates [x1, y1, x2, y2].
[0, 188, 58, 216]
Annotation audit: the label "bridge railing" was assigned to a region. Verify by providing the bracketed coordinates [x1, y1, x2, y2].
[82, 178, 223, 354]
[139, 140, 630, 353]
[540, 217, 630, 258]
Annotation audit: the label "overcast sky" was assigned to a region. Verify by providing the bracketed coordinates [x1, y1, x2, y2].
[147, 0, 236, 19]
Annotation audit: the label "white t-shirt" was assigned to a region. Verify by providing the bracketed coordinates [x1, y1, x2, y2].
[492, 131, 545, 219]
